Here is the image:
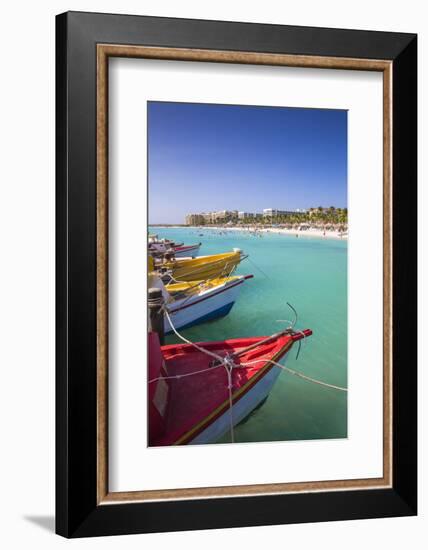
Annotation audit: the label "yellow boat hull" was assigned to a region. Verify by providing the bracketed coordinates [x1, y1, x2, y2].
[166, 276, 242, 296]
[163, 251, 242, 282]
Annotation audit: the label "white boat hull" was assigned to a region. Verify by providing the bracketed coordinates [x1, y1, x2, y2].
[189, 358, 286, 444]
[174, 244, 201, 258]
[165, 278, 245, 334]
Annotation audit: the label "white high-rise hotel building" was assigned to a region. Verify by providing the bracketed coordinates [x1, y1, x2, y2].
[262, 208, 298, 217]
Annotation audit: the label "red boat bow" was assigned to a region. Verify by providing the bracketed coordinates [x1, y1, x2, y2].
[148, 327, 313, 446]
[291, 329, 312, 341]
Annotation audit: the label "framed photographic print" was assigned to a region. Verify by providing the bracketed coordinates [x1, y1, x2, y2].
[56, 11, 417, 537]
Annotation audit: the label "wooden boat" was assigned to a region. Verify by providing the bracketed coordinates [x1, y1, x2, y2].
[149, 272, 253, 334]
[159, 249, 245, 282]
[148, 234, 183, 248]
[148, 235, 201, 258]
[148, 327, 312, 446]
[173, 243, 201, 258]
[149, 241, 201, 258]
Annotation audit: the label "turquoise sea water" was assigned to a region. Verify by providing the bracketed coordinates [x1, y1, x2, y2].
[151, 227, 347, 443]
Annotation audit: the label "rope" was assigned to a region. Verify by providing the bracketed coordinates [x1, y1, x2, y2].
[247, 256, 270, 279]
[238, 358, 348, 392]
[148, 295, 165, 307]
[164, 309, 225, 361]
[223, 356, 235, 443]
[148, 363, 223, 384]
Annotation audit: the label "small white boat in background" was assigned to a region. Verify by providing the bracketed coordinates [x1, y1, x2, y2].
[148, 235, 201, 258]
[172, 243, 201, 258]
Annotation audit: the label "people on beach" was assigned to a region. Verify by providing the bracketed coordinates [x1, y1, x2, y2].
[178, 224, 347, 240]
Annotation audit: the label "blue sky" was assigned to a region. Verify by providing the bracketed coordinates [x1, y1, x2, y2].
[148, 102, 347, 224]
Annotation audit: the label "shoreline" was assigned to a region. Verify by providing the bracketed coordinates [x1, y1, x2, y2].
[151, 225, 348, 241]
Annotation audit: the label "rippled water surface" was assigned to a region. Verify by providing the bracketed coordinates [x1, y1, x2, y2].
[151, 227, 348, 443]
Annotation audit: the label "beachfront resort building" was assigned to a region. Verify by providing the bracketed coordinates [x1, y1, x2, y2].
[262, 208, 297, 218]
[238, 212, 255, 220]
[185, 208, 312, 225]
[308, 207, 341, 217]
[212, 210, 239, 222]
[185, 213, 206, 225]
[185, 210, 239, 225]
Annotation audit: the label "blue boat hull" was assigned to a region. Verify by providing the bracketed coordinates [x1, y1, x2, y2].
[165, 301, 234, 334]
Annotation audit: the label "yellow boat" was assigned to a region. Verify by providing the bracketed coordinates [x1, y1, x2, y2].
[158, 250, 245, 282]
[165, 275, 244, 297]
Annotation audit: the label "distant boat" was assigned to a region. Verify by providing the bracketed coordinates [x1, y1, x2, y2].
[148, 327, 312, 446]
[149, 272, 253, 333]
[173, 243, 201, 258]
[148, 234, 183, 248]
[149, 238, 201, 259]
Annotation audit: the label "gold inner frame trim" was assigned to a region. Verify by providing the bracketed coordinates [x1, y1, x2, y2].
[96, 44, 393, 504]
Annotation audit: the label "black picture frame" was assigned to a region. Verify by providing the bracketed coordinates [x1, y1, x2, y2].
[56, 11, 417, 538]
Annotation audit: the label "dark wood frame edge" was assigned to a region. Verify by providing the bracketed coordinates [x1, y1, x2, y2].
[56, 11, 417, 537]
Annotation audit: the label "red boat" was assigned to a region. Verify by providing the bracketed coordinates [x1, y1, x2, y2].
[148, 327, 312, 446]
[148, 236, 201, 258]
[173, 243, 201, 258]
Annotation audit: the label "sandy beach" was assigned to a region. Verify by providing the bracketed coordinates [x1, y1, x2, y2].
[152, 225, 348, 240]
[255, 227, 347, 240]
